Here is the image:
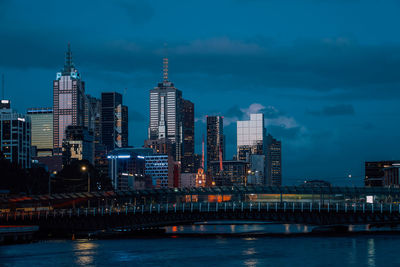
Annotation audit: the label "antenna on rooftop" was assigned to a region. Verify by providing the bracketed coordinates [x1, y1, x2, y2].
[162, 43, 169, 82]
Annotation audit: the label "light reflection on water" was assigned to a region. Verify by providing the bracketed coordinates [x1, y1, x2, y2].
[165, 222, 311, 234]
[367, 238, 376, 267]
[73, 241, 98, 266]
[1, 226, 400, 266]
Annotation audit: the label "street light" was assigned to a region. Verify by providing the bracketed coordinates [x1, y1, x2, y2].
[81, 165, 91, 208]
[81, 165, 90, 193]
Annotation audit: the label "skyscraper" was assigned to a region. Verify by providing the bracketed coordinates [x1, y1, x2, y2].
[181, 99, 195, 173]
[266, 134, 282, 186]
[101, 92, 128, 152]
[53, 44, 85, 155]
[27, 108, 53, 157]
[206, 116, 224, 171]
[84, 94, 102, 144]
[0, 105, 31, 168]
[148, 58, 183, 161]
[237, 113, 266, 161]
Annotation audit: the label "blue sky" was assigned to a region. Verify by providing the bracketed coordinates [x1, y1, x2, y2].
[1, 0, 400, 185]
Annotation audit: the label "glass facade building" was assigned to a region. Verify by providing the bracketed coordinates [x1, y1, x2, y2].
[53, 44, 85, 155]
[84, 94, 102, 144]
[181, 99, 195, 173]
[237, 113, 265, 161]
[148, 58, 194, 163]
[101, 92, 128, 152]
[27, 108, 53, 157]
[0, 107, 31, 168]
[145, 154, 171, 188]
[266, 134, 282, 186]
[206, 116, 225, 171]
[107, 148, 153, 191]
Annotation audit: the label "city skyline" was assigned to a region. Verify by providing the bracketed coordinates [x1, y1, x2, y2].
[2, 0, 400, 185]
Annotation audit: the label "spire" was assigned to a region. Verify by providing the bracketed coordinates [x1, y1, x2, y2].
[63, 42, 74, 73]
[163, 57, 168, 82]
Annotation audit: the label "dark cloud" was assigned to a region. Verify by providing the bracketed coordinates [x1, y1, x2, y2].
[2, 23, 400, 101]
[307, 104, 355, 116]
[225, 105, 243, 118]
[268, 125, 303, 140]
[117, 0, 155, 24]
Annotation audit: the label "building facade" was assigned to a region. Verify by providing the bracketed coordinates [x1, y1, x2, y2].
[27, 108, 53, 157]
[107, 148, 152, 191]
[181, 99, 195, 173]
[247, 154, 265, 185]
[365, 161, 400, 187]
[101, 92, 128, 152]
[53, 44, 85, 155]
[237, 113, 265, 161]
[208, 160, 248, 186]
[84, 94, 102, 144]
[0, 107, 31, 168]
[266, 134, 282, 186]
[206, 116, 224, 171]
[62, 126, 94, 166]
[144, 154, 172, 188]
[148, 58, 186, 162]
[384, 164, 400, 187]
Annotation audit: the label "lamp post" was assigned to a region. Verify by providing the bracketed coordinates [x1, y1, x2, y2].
[81, 165, 91, 208]
[81, 165, 90, 193]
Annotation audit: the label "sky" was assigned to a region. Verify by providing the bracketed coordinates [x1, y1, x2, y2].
[1, 0, 400, 186]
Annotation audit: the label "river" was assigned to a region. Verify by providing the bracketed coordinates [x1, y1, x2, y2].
[1, 224, 399, 267]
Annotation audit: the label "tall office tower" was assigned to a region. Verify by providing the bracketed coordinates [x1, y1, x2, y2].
[266, 134, 282, 186]
[148, 58, 183, 161]
[101, 92, 128, 152]
[237, 113, 266, 161]
[206, 116, 225, 171]
[62, 126, 94, 166]
[27, 108, 53, 157]
[181, 99, 195, 173]
[53, 44, 85, 155]
[84, 95, 102, 144]
[0, 106, 31, 168]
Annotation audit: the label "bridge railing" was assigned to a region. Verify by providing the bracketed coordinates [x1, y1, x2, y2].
[1, 202, 400, 221]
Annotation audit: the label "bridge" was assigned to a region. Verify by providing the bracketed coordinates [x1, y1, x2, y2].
[1, 202, 400, 233]
[1, 186, 400, 234]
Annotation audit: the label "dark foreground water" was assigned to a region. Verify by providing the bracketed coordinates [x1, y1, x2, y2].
[1, 224, 400, 267]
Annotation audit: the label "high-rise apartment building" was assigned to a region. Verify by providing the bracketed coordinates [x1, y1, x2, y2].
[27, 108, 53, 157]
[266, 134, 282, 186]
[181, 99, 195, 173]
[53, 44, 85, 155]
[101, 92, 128, 152]
[148, 58, 185, 161]
[0, 105, 31, 168]
[206, 116, 224, 170]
